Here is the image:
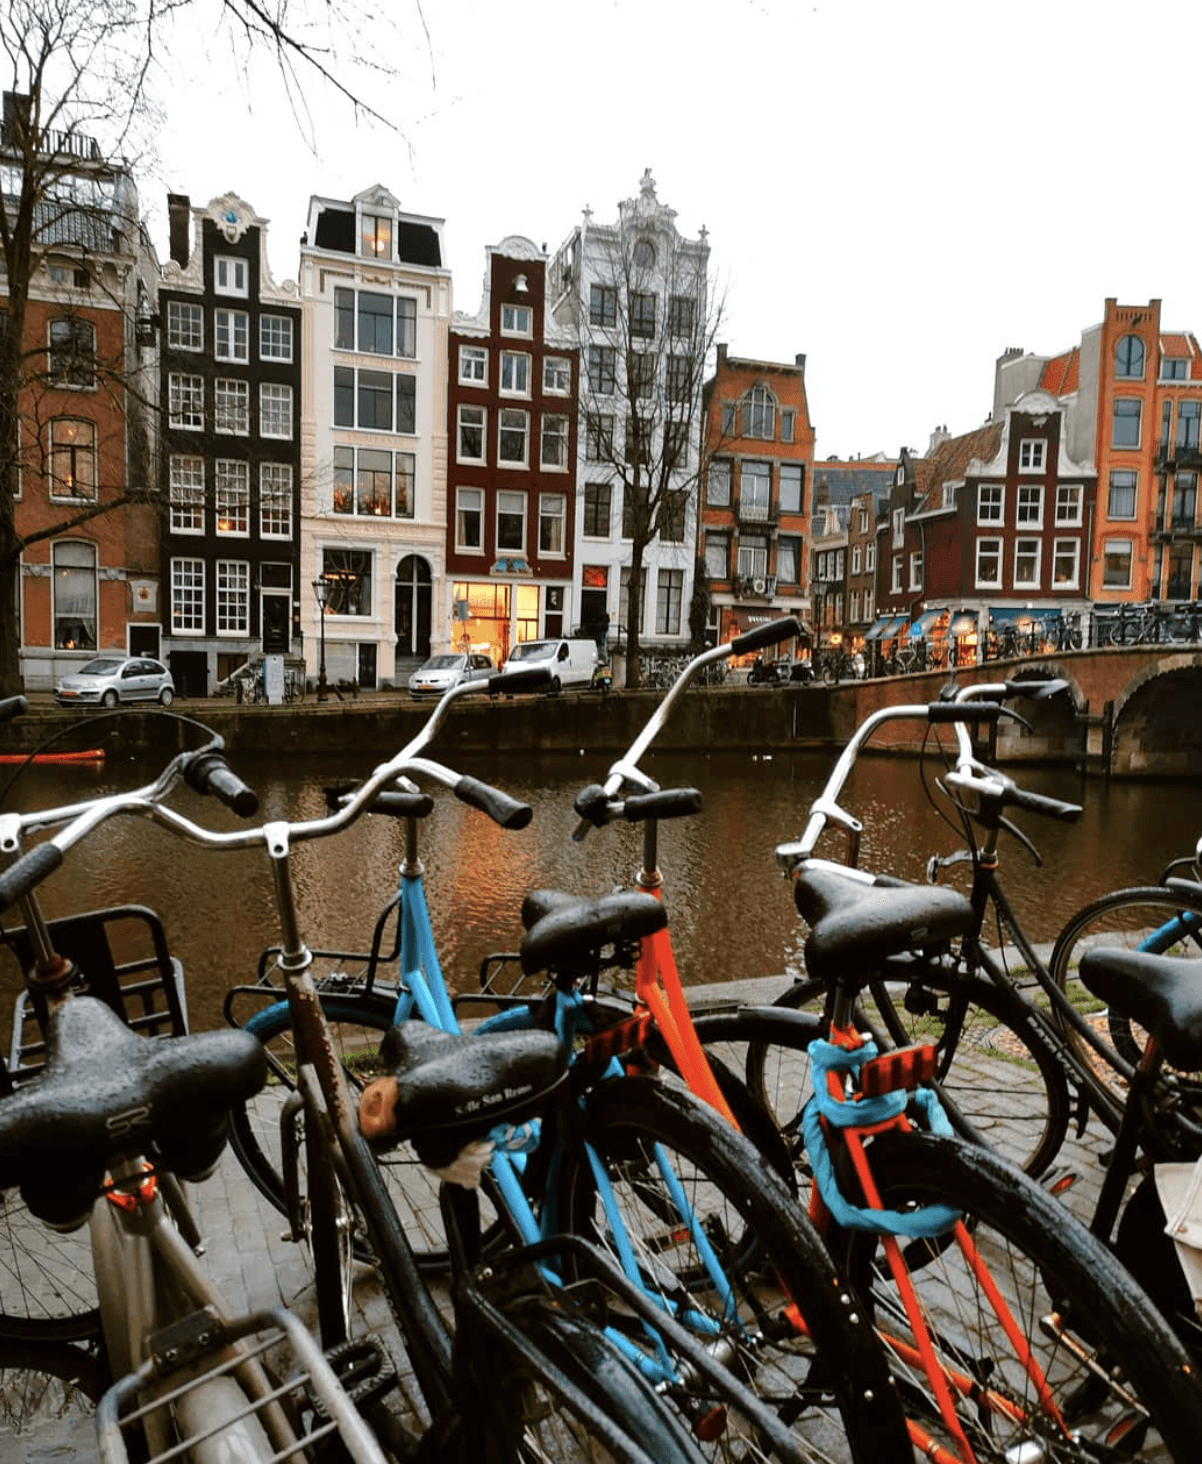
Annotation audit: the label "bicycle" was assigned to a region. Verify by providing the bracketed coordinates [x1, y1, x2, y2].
[219, 659, 915, 1462]
[0, 699, 733, 1463]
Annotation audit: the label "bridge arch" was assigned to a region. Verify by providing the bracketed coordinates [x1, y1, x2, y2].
[1107, 656, 1202, 776]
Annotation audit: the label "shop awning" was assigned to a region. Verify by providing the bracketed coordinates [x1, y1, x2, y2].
[863, 617, 893, 641]
[987, 606, 1041, 627]
[907, 608, 948, 640]
[949, 609, 978, 637]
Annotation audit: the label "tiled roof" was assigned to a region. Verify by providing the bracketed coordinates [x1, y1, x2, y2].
[912, 421, 1004, 513]
[1039, 349, 1078, 396]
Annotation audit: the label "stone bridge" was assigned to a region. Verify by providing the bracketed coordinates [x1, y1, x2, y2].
[823, 645, 1202, 777]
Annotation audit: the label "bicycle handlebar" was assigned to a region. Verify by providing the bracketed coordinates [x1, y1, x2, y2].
[0, 841, 64, 912]
[184, 748, 259, 817]
[729, 615, 803, 659]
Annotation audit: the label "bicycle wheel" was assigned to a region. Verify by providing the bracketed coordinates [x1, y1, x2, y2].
[832, 1128, 1202, 1462]
[229, 995, 487, 1273]
[553, 1074, 913, 1464]
[1049, 886, 1202, 1095]
[0, 1336, 102, 1441]
[764, 968, 1070, 1179]
[0, 1193, 99, 1342]
[305, 1097, 355, 1349]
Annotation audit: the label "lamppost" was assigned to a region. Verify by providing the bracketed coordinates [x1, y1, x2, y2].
[312, 577, 330, 702]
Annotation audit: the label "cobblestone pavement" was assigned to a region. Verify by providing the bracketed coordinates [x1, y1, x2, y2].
[2, 978, 1132, 1462]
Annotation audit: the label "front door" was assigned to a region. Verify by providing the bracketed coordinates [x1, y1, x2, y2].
[262, 593, 290, 653]
[395, 556, 432, 658]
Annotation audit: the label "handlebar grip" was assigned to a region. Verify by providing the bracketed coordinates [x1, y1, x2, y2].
[490, 668, 553, 696]
[185, 750, 259, 817]
[0, 696, 28, 723]
[729, 615, 802, 658]
[927, 701, 1003, 724]
[0, 842, 64, 912]
[454, 775, 533, 831]
[622, 788, 704, 822]
[573, 783, 612, 826]
[1003, 784, 1082, 823]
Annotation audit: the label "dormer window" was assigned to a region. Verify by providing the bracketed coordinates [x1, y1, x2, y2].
[360, 213, 393, 259]
[501, 304, 532, 336]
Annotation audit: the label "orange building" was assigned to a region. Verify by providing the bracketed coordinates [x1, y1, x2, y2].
[699, 345, 814, 648]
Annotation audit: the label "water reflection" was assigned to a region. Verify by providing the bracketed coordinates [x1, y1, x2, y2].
[1, 746, 1199, 1035]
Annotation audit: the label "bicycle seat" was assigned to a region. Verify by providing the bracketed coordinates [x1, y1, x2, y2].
[519, 889, 667, 975]
[378, 1022, 568, 1166]
[1078, 949, 1202, 1071]
[795, 865, 975, 990]
[0, 995, 267, 1226]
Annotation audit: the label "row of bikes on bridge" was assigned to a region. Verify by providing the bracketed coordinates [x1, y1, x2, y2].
[1, 613, 1202, 1462]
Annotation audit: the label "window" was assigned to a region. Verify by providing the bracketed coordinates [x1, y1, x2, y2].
[777, 536, 801, 584]
[334, 289, 355, 350]
[332, 447, 413, 518]
[655, 569, 684, 635]
[259, 382, 293, 439]
[458, 405, 486, 462]
[322, 549, 372, 614]
[975, 537, 1002, 588]
[666, 354, 691, 402]
[779, 463, 804, 513]
[663, 419, 689, 469]
[851, 545, 862, 574]
[169, 455, 205, 532]
[395, 453, 415, 518]
[707, 460, 731, 507]
[1173, 472, 1198, 529]
[588, 345, 617, 394]
[497, 490, 526, 551]
[500, 351, 530, 395]
[620, 566, 647, 634]
[781, 410, 796, 443]
[630, 352, 654, 399]
[1016, 484, 1044, 527]
[584, 482, 612, 538]
[333, 366, 354, 426]
[1107, 468, 1138, 519]
[501, 304, 531, 336]
[214, 256, 248, 296]
[459, 345, 487, 384]
[353, 448, 394, 516]
[214, 308, 249, 362]
[631, 293, 656, 339]
[49, 318, 95, 387]
[214, 378, 249, 435]
[1102, 538, 1133, 589]
[704, 532, 729, 580]
[167, 301, 203, 351]
[589, 285, 617, 327]
[740, 462, 770, 517]
[259, 314, 293, 361]
[169, 373, 204, 429]
[1176, 400, 1201, 451]
[52, 542, 97, 649]
[1055, 484, 1083, 525]
[1014, 537, 1041, 587]
[396, 298, 417, 358]
[891, 556, 903, 592]
[360, 214, 392, 259]
[667, 295, 694, 336]
[498, 409, 529, 465]
[543, 356, 570, 394]
[216, 560, 250, 634]
[358, 292, 393, 354]
[49, 418, 96, 498]
[1018, 438, 1046, 472]
[540, 414, 569, 470]
[721, 402, 736, 434]
[1162, 356, 1188, 381]
[1115, 333, 1145, 379]
[978, 484, 1004, 523]
[658, 491, 687, 543]
[1113, 398, 1141, 448]
[358, 369, 393, 430]
[865, 542, 876, 571]
[743, 385, 775, 439]
[539, 494, 566, 555]
[456, 488, 484, 550]
[215, 459, 249, 534]
[260, 463, 293, 538]
[171, 557, 205, 633]
[909, 549, 923, 591]
[892, 507, 905, 547]
[737, 537, 769, 580]
[625, 414, 650, 466]
[586, 412, 614, 461]
[395, 376, 416, 434]
[1052, 538, 1080, 588]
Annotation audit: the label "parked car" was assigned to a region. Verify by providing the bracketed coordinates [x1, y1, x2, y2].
[408, 651, 495, 700]
[55, 655, 175, 708]
[496, 638, 597, 694]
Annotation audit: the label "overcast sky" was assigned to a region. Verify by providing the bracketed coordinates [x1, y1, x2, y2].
[142, 0, 1202, 462]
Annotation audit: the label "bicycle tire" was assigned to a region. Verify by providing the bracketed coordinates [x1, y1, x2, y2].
[0, 1335, 102, 1440]
[832, 1128, 1202, 1462]
[306, 1097, 355, 1350]
[0, 1194, 100, 1343]
[764, 968, 1071, 1178]
[552, 1074, 913, 1464]
[1049, 886, 1202, 1096]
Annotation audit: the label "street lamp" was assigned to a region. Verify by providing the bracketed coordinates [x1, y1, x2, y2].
[312, 577, 330, 702]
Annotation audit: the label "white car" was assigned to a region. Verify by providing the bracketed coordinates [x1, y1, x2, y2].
[55, 655, 175, 708]
[408, 652, 495, 700]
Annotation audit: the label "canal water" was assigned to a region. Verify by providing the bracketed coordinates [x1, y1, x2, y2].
[1, 744, 1200, 1035]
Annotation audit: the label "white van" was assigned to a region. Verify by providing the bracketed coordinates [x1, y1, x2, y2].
[500, 637, 597, 693]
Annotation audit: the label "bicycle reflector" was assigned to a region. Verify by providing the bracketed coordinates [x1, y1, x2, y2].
[857, 1043, 937, 1098]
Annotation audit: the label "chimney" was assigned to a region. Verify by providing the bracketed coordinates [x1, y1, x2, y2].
[716, 343, 727, 366]
[167, 193, 191, 267]
[794, 353, 806, 375]
[927, 424, 951, 454]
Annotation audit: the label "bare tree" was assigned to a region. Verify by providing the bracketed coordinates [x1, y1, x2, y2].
[0, 0, 417, 692]
[556, 174, 725, 689]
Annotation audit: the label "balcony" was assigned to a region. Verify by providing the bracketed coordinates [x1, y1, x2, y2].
[736, 499, 777, 528]
[735, 574, 778, 600]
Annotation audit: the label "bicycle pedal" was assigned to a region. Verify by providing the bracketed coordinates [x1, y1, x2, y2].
[317, 1336, 397, 1411]
[1041, 1166, 1079, 1199]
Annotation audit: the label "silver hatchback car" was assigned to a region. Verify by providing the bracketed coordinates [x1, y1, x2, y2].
[55, 655, 175, 708]
[407, 652, 495, 700]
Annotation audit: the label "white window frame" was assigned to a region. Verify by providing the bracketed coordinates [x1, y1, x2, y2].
[892, 507, 905, 548]
[538, 493, 567, 556]
[459, 345, 487, 384]
[166, 300, 203, 352]
[543, 356, 571, 394]
[456, 487, 484, 552]
[501, 304, 532, 337]
[500, 351, 531, 396]
[866, 543, 876, 571]
[1052, 537, 1080, 589]
[1055, 484, 1083, 526]
[214, 308, 249, 363]
[498, 408, 529, 467]
[1018, 438, 1046, 472]
[214, 378, 249, 435]
[540, 414, 570, 471]
[1016, 484, 1044, 528]
[214, 256, 248, 297]
[169, 373, 204, 430]
[457, 404, 486, 464]
[259, 382, 293, 440]
[215, 559, 250, 635]
[171, 557, 205, 634]
[260, 462, 293, 539]
[1013, 536, 1042, 588]
[259, 314, 294, 362]
[215, 459, 250, 536]
[891, 555, 903, 593]
[169, 454, 205, 534]
[851, 545, 862, 574]
[975, 536, 1002, 588]
[978, 484, 1004, 524]
[908, 549, 923, 591]
[1102, 538, 1134, 589]
[496, 489, 526, 553]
